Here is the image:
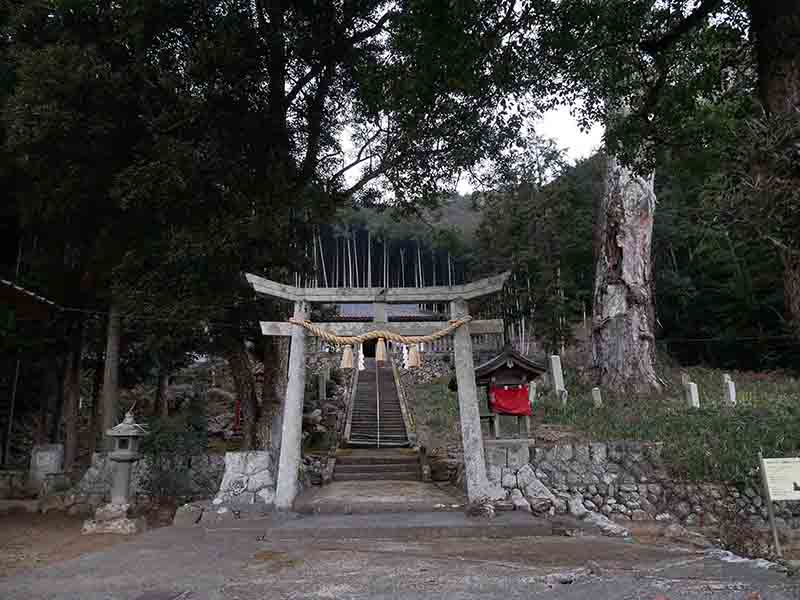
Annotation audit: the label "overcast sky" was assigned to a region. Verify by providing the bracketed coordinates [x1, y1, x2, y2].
[455, 105, 604, 194]
[536, 105, 604, 162]
[344, 104, 604, 196]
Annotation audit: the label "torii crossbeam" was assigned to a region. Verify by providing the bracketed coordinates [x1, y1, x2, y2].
[246, 271, 510, 509]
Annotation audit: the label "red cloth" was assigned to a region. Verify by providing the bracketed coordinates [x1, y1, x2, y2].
[489, 385, 531, 416]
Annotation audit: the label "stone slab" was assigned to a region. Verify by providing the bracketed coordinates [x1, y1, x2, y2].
[294, 480, 466, 515]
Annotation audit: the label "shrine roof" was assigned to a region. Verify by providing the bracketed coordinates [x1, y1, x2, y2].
[474, 344, 547, 384]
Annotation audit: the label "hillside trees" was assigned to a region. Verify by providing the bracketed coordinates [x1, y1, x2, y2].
[474, 139, 598, 353]
[3, 0, 537, 452]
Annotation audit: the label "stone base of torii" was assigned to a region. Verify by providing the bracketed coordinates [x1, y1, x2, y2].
[246, 272, 510, 510]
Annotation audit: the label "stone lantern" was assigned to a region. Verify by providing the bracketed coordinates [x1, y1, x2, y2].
[82, 411, 148, 536]
[106, 411, 147, 505]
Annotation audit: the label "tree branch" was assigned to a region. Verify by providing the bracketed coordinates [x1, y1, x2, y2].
[639, 0, 724, 56]
[300, 64, 336, 182]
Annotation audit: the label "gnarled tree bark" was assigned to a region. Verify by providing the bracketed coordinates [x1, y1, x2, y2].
[591, 155, 661, 393]
[225, 341, 258, 450]
[750, 1, 800, 335]
[259, 337, 289, 453]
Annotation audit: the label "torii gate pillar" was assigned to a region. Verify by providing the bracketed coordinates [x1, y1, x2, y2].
[275, 300, 308, 510]
[451, 299, 501, 501]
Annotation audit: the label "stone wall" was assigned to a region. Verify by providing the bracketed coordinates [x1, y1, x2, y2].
[485, 440, 800, 530]
[41, 452, 226, 515]
[0, 469, 27, 499]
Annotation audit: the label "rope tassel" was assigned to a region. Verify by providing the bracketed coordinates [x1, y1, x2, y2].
[341, 344, 354, 369]
[408, 344, 421, 368]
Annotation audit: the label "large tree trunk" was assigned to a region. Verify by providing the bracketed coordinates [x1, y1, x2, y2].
[782, 250, 800, 337]
[39, 355, 63, 444]
[258, 337, 290, 452]
[750, 2, 800, 334]
[591, 155, 661, 393]
[750, 2, 800, 115]
[87, 352, 104, 457]
[100, 302, 121, 450]
[225, 341, 258, 450]
[62, 317, 85, 470]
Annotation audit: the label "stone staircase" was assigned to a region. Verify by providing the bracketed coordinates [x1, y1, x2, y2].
[333, 448, 420, 481]
[337, 358, 420, 481]
[347, 358, 409, 448]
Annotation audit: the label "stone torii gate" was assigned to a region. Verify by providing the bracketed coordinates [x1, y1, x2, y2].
[246, 271, 510, 510]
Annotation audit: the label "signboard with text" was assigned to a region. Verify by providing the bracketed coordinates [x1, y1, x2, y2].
[762, 457, 800, 501]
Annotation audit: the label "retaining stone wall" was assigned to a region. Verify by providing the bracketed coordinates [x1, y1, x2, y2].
[0, 469, 27, 499]
[485, 440, 800, 530]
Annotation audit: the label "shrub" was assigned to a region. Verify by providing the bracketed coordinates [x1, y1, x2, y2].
[139, 405, 208, 500]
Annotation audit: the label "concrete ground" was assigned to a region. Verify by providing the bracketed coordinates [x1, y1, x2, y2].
[0, 511, 797, 600]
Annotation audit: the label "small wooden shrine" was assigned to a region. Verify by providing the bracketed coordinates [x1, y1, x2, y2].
[475, 343, 546, 439]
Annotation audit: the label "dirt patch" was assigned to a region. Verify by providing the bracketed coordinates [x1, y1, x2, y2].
[0, 506, 176, 578]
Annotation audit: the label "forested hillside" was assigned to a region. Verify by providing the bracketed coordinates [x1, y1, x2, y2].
[1, 1, 798, 468]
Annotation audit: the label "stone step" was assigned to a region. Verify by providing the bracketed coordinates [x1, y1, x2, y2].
[336, 460, 419, 470]
[334, 471, 419, 481]
[347, 436, 410, 444]
[335, 463, 420, 474]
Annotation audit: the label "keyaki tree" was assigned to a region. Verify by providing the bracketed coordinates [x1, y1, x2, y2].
[526, 0, 799, 392]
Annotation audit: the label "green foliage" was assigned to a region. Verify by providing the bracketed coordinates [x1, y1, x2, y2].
[539, 365, 800, 484]
[405, 376, 461, 446]
[473, 142, 598, 351]
[139, 406, 208, 500]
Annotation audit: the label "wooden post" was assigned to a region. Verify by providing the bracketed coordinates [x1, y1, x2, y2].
[451, 298, 497, 501]
[759, 451, 783, 558]
[275, 301, 308, 511]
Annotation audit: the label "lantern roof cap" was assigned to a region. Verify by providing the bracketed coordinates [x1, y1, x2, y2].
[474, 343, 546, 385]
[106, 411, 148, 437]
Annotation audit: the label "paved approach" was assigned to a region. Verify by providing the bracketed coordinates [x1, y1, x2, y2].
[0, 511, 797, 600]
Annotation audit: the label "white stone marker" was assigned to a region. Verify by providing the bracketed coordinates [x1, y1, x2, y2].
[275, 301, 308, 511]
[723, 373, 736, 406]
[680, 372, 690, 389]
[549, 355, 567, 404]
[591, 387, 603, 408]
[686, 382, 700, 409]
[29, 444, 64, 493]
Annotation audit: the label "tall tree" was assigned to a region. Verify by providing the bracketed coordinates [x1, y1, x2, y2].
[528, 0, 799, 389]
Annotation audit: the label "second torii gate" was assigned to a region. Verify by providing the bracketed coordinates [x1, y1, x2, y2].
[246, 271, 510, 510]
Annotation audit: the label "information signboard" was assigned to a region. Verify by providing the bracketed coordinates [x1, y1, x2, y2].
[762, 457, 800, 502]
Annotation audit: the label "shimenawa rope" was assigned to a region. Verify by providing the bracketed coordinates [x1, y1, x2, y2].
[287, 315, 472, 346]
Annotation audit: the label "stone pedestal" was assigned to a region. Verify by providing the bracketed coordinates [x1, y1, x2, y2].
[29, 444, 64, 495]
[82, 502, 146, 535]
